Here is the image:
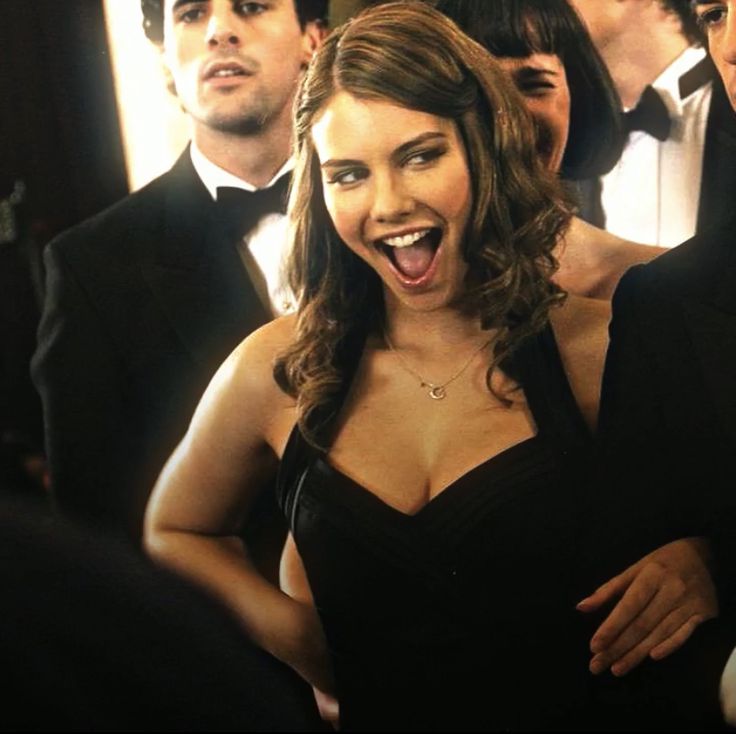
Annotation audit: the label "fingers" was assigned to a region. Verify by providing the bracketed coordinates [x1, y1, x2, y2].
[577, 565, 638, 614]
[587, 556, 717, 675]
[587, 564, 660, 655]
[580, 538, 719, 677]
[649, 615, 702, 661]
[590, 605, 703, 676]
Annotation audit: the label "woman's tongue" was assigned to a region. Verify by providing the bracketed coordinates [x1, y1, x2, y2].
[391, 239, 435, 279]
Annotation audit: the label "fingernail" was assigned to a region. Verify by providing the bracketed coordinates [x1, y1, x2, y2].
[589, 659, 605, 675]
[590, 637, 603, 654]
[576, 599, 589, 611]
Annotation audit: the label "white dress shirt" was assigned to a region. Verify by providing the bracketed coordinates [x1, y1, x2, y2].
[722, 647, 736, 726]
[601, 46, 713, 248]
[190, 142, 295, 315]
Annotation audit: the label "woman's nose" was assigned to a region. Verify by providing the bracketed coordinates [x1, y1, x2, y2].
[370, 172, 414, 223]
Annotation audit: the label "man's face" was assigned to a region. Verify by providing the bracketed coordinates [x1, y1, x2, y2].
[568, 0, 626, 51]
[694, 1, 736, 112]
[162, 0, 323, 136]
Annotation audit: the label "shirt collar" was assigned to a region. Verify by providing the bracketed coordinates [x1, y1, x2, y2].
[651, 45, 708, 115]
[189, 141, 294, 201]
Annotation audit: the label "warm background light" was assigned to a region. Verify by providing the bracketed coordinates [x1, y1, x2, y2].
[103, 0, 190, 192]
[102, 1, 367, 193]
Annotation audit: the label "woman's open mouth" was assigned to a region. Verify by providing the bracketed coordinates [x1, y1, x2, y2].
[375, 227, 443, 286]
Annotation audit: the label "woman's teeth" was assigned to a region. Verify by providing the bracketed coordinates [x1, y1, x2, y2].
[376, 227, 442, 281]
[381, 229, 430, 248]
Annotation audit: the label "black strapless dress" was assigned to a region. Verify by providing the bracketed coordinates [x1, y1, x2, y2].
[276, 326, 602, 731]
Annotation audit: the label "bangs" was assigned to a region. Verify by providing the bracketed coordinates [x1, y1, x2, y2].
[435, 0, 577, 60]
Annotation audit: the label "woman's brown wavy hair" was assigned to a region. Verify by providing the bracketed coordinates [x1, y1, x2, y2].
[275, 0, 571, 446]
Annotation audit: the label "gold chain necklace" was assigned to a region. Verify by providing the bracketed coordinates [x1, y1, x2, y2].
[383, 331, 492, 400]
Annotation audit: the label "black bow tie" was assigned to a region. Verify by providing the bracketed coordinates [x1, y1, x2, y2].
[216, 172, 291, 241]
[623, 86, 672, 142]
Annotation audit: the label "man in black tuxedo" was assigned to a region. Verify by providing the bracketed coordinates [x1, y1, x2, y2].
[32, 0, 327, 543]
[571, 0, 736, 247]
[598, 0, 736, 721]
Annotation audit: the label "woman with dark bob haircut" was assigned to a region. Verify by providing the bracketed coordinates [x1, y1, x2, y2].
[434, 0, 623, 180]
[435, 0, 669, 299]
[146, 3, 721, 730]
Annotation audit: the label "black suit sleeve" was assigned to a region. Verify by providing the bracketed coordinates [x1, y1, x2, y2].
[32, 239, 146, 540]
[594, 267, 694, 569]
[590, 267, 736, 729]
[598, 267, 656, 451]
[599, 264, 734, 562]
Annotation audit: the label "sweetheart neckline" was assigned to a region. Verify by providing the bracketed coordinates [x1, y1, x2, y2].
[313, 433, 543, 520]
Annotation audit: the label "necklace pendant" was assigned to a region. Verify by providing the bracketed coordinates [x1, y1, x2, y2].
[428, 385, 446, 400]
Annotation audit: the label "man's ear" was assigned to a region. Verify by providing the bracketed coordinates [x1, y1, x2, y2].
[158, 49, 178, 97]
[300, 20, 328, 65]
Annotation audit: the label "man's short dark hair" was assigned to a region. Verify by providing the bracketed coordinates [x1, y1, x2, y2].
[141, 1, 329, 45]
[660, 0, 704, 45]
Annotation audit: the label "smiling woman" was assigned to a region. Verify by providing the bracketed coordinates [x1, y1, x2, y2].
[278, 5, 568, 445]
[144, 3, 721, 731]
[313, 97, 473, 304]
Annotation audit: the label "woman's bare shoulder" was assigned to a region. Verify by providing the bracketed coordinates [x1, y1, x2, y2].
[552, 293, 611, 340]
[549, 295, 611, 429]
[193, 314, 298, 437]
[557, 217, 665, 300]
[227, 314, 298, 380]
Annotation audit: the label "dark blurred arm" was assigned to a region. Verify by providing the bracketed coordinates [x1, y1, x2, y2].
[32, 239, 144, 541]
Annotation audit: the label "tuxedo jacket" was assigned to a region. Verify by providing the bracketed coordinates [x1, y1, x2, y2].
[588, 223, 736, 728]
[32, 150, 272, 541]
[598, 218, 736, 602]
[578, 74, 736, 239]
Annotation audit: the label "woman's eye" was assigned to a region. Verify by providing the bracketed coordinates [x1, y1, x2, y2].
[697, 5, 728, 30]
[404, 147, 445, 166]
[517, 81, 556, 97]
[328, 169, 367, 186]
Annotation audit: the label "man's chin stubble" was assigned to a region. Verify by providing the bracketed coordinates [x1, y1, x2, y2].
[206, 110, 273, 136]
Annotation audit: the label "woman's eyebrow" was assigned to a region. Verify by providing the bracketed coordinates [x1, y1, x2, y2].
[321, 132, 448, 169]
[321, 158, 363, 169]
[393, 132, 448, 159]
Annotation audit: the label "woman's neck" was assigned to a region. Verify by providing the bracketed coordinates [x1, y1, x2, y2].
[381, 296, 489, 353]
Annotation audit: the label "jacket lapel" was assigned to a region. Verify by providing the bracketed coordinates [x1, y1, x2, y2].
[142, 150, 271, 372]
